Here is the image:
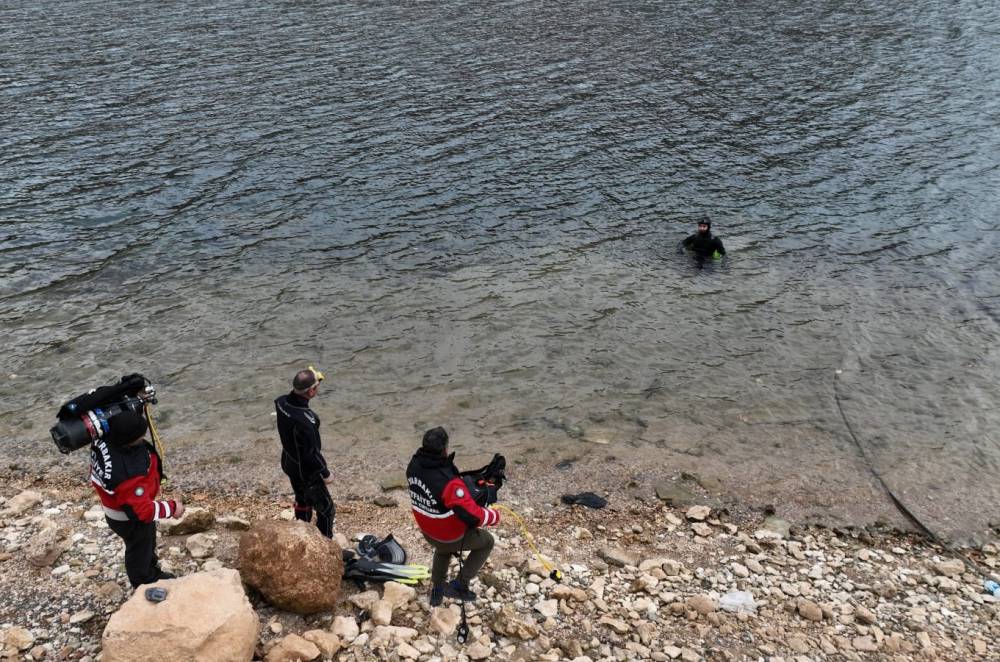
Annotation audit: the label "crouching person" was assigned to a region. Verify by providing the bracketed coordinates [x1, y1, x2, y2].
[406, 427, 500, 606]
[90, 410, 185, 588]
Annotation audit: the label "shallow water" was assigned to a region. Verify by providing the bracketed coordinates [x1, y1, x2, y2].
[2, 0, 999, 541]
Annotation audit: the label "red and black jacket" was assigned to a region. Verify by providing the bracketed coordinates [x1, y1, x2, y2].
[406, 447, 500, 543]
[90, 438, 176, 523]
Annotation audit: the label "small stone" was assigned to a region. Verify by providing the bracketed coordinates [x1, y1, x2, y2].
[3, 626, 34, 651]
[691, 523, 712, 537]
[373, 496, 398, 508]
[332, 615, 359, 640]
[932, 558, 965, 577]
[535, 599, 559, 619]
[396, 642, 420, 660]
[430, 606, 461, 635]
[797, 598, 823, 622]
[685, 505, 711, 521]
[686, 595, 717, 615]
[852, 636, 878, 652]
[69, 610, 94, 624]
[855, 605, 877, 625]
[466, 641, 492, 660]
[731, 562, 749, 578]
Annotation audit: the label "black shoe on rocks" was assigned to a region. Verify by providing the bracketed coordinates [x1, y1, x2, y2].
[442, 579, 476, 602]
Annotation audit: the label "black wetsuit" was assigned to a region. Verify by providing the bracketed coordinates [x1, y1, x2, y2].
[275, 392, 335, 536]
[681, 231, 726, 259]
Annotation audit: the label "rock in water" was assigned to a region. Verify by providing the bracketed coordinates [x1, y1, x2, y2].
[238, 520, 343, 614]
[102, 569, 258, 662]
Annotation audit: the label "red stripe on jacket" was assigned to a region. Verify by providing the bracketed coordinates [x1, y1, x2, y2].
[412, 476, 500, 543]
[92, 452, 176, 523]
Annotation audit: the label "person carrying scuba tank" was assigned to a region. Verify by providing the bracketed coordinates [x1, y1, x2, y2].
[275, 366, 336, 537]
[90, 410, 185, 588]
[406, 427, 501, 606]
[679, 216, 727, 260]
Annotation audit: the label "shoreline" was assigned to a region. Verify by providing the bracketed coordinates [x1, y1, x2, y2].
[0, 428, 950, 544]
[1, 466, 998, 661]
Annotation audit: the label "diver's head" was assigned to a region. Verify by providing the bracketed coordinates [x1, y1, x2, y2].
[107, 410, 149, 446]
[697, 216, 711, 235]
[422, 426, 449, 456]
[293, 365, 324, 399]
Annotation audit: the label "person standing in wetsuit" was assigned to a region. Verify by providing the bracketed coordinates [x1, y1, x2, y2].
[275, 367, 335, 537]
[680, 216, 726, 259]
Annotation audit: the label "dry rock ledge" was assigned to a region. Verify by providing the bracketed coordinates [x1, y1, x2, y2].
[1, 474, 998, 661]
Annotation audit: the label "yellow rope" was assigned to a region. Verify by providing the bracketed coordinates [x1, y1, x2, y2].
[144, 403, 167, 485]
[494, 504, 562, 580]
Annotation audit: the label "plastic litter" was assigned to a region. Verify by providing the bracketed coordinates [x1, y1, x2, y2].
[719, 590, 757, 614]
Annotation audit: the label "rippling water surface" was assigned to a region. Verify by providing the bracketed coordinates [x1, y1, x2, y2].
[2, 1, 998, 540]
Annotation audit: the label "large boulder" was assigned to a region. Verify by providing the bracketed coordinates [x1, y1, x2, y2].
[102, 568, 258, 662]
[238, 520, 343, 614]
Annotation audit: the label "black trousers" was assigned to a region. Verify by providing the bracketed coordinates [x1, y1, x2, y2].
[423, 529, 495, 587]
[287, 475, 335, 537]
[107, 517, 160, 588]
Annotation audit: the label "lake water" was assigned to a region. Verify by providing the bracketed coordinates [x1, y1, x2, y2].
[2, 0, 998, 542]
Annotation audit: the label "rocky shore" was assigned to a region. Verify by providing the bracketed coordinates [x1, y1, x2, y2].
[2, 469, 999, 662]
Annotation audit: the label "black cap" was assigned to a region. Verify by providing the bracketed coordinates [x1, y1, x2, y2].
[107, 411, 148, 446]
[422, 427, 449, 453]
[698, 216, 711, 228]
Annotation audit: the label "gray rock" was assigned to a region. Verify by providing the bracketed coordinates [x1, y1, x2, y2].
[597, 547, 639, 567]
[653, 483, 699, 506]
[759, 516, 791, 539]
[379, 474, 409, 491]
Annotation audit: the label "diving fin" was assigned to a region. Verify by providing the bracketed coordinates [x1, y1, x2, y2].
[343, 556, 431, 585]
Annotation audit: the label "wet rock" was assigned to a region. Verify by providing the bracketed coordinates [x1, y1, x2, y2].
[160, 507, 214, 535]
[102, 569, 258, 662]
[238, 520, 343, 614]
[654, 483, 699, 506]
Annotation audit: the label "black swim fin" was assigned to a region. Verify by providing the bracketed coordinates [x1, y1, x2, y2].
[343, 556, 430, 585]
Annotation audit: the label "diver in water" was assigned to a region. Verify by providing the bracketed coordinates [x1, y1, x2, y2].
[679, 216, 726, 260]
